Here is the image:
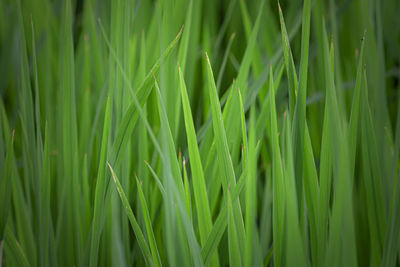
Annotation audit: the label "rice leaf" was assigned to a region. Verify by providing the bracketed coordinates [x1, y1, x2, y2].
[269, 64, 285, 267]
[107, 162, 154, 266]
[136, 176, 162, 267]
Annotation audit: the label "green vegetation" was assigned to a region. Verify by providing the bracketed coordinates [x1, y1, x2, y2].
[1, 0, 400, 266]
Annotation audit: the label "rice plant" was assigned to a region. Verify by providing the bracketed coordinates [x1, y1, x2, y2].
[1, 0, 400, 266]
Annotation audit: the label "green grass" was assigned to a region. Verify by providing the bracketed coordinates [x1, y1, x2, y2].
[1, 0, 400, 266]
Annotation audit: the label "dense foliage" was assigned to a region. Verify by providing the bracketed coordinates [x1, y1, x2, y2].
[1, 0, 400, 266]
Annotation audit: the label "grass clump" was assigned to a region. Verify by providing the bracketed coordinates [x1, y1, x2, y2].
[1, 0, 400, 266]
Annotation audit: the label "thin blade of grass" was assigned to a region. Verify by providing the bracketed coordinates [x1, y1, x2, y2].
[227, 190, 242, 267]
[178, 67, 215, 253]
[39, 122, 51, 267]
[360, 68, 386, 265]
[244, 104, 259, 266]
[322, 22, 357, 267]
[89, 97, 111, 267]
[136, 176, 162, 267]
[291, 0, 311, 217]
[205, 53, 246, 257]
[269, 64, 285, 267]
[107, 162, 154, 266]
[107, 24, 183, 169]
[278, 3, 298, 119]
[201, 166, 248, 265]
[182, 159, 192, 220]
[283, 112, 307, 267]
[382, 87, 400, 266]
[0, 130, 14, 240]
[348, 32, 366, 178]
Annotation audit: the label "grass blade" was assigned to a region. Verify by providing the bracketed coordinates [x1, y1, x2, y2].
[278, 3, 298, 118]
[269, 64, 285, 267]
[107, 162, 154, 266]
[291, 0, 312, 215]
[136, 176, 162, 267]
[179, 67, 216, 253]
[227, 190, 242, 267]
[205, 53, 246, 257]
[89, 97, 111, 267]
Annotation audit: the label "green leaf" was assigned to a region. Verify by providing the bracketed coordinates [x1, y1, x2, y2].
[201, 168, 247, 265]
[182, 159, 192, 220]
[227, 191, 242, 267]
[89, 97, 111, 267]
[106, 25, 183, 169]
[278, 3, 298, 118]
[179, 67, 215, 248]
[0, 130, 14, 240]
[136, 176, 162, 267]
[39, 123, 51, 267]
[348, 32, 366, 177]
[291, 0, 312, 215]
[269, 64, 285, 267]
[283, 112, 307, 267]
[244, 104, 258, 267]
[205, 53, 246, 258]
[4, 226, 30, 267]
[107, 162, 154, 267]
[360, 68, 386, 265]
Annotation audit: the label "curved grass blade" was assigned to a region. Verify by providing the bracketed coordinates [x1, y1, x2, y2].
[153, 75, 185, 196]
[144, 161, 167, 198]
[205, 53, 246, 257]
[136, 176, 162, 267]
[174, 0, 193, 136]
[216, 33, 236, 92]
[107, 162, 154, 267]
[104, 23, 183, 169]
[238, 0, 263, 77]
[179, 67, 215, 253]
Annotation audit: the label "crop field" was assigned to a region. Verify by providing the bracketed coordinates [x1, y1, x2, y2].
[1, 0, 400, 266]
